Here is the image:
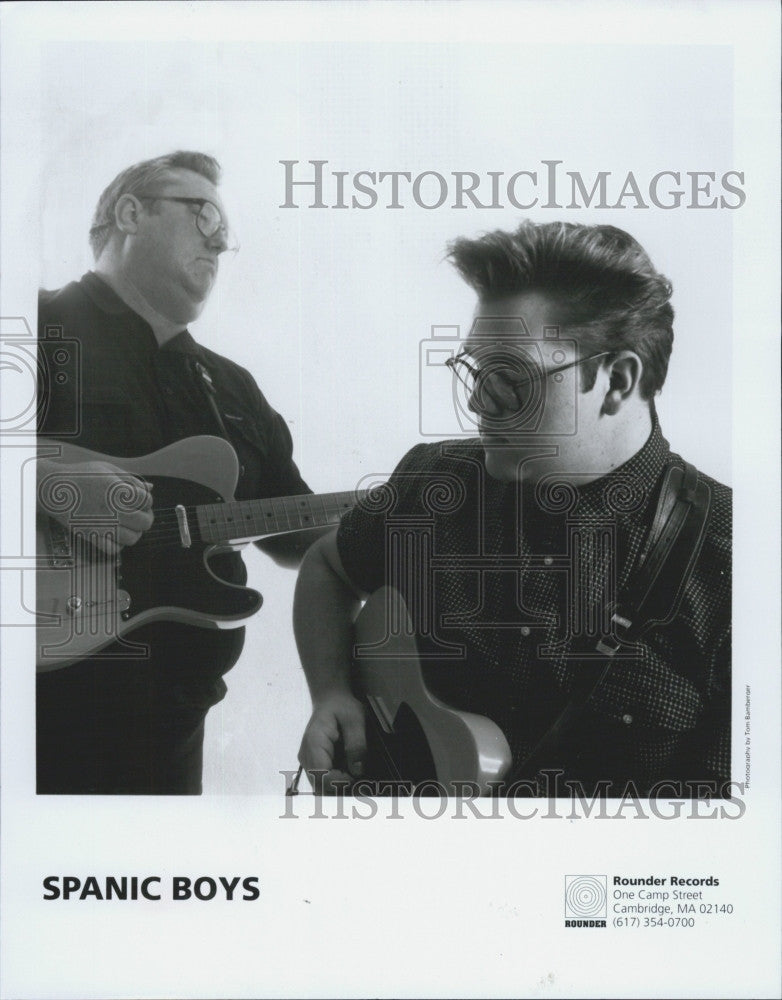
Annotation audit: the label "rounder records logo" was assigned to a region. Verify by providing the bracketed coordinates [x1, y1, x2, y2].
[564, 876, 607, 927]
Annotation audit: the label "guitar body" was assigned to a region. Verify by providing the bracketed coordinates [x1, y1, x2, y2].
[37, 436, 260, 671]
[352, 587, 512, 795]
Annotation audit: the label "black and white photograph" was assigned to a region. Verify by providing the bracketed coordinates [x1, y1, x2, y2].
[0, 2, 779, 998]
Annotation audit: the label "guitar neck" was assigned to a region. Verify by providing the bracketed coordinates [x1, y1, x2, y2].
[195, 490, 365, 544]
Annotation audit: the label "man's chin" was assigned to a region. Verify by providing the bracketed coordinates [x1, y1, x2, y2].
[187, 277, 214, 300]
[175, 281, 211, 318]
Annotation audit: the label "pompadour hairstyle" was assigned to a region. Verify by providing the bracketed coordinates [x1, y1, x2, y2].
[447, 221, 675, 399]
[88, 151, 221, 259]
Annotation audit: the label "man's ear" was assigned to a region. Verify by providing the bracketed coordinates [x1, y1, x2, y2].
[601, 351, 643, 415]
[113, 194, 142, 235]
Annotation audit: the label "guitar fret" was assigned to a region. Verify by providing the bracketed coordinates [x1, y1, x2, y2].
[196, 489, 368, 543]
[272, 496, 291, 533]
[35, 434, 374, 672]
[311, 493, 328, 526]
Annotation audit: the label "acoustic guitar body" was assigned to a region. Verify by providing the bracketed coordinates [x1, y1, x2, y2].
[352, 587, 512, 796]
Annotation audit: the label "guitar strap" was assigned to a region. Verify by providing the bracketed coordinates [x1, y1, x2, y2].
[190, 358, 270, 467]
[504, 460, 712, 786]
[191, 359, 233, 442]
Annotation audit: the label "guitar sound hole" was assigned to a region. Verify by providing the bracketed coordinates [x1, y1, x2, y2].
[365, 702, 439, 795]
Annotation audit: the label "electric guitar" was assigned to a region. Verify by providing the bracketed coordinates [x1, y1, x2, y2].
[36, 435, 365, 671]
[351, 587, 512, 795]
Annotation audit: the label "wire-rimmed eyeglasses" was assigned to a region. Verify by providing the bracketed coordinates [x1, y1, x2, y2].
[136, 194, 239, 253]
[445, 348, 612, 416]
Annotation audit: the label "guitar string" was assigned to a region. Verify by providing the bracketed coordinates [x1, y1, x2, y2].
[140, 504, 354, 543]
[63, 494, 364, 552]
[54, 491, 421, 792]
[153, 491, 362, 536]
[362, 703, 405, 786]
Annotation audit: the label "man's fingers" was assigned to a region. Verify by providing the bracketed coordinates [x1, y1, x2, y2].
[299, 740, 354, 794]
[320, 769, 355, 794]
[116, 477, 155, 516]
[299, 699, 367, 790]
[300, 735, 335, 774]
[102, 478, 155, 547]
[341, 713, 367, 777]
[91, 534, 120, 556]
[43, 463, 156, 554]
[140, 480, 155, 509]
[121, 507, 155, 533]
[299, 712, 341, 774]
[117, 525, 144, 548]
[303, 767, 354, 795]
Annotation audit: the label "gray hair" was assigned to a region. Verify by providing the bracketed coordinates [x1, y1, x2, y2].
[88, 151, 221, 259]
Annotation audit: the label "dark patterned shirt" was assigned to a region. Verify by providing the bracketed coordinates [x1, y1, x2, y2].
[337, 424, 731, 797]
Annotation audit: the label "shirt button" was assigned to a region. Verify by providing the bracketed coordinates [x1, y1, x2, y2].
[622, 713, 633, 725]
[543, 556, 553, 566]
[520, 626, 531, 637]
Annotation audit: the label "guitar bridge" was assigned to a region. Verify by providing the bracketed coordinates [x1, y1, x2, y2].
[48, 519, 74, 567]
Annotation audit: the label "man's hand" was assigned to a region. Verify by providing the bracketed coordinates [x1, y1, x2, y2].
[38, 459, 154, 555]
[293, 531, 368, 792]
[298, 691, 367, 793]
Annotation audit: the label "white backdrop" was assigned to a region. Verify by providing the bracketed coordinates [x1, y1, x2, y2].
[1, 3, 779, 999]
[39, 39, 734, 489]
[36, 30, 736, 795]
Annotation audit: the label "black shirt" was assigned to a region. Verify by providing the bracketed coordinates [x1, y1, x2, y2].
[337, 426, 732, 796]
[39, 271, 309, 500]
[37, 272, 310, 792]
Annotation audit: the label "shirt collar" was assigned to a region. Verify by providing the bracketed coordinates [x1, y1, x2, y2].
[505, 415, 671, 528]
[79, 271, 202, 356]
[80, 270, 134, 316]
[163, 328, 202, 356]
[570, 416, 671, 523]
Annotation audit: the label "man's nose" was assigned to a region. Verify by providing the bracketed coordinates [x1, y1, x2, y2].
[467, 373, 518, 417]
[207, 227, 229, 254]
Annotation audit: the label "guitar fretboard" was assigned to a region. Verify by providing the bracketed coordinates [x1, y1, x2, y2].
[195, 490, 366, 544]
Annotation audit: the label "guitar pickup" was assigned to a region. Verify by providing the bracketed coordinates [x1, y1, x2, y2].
[175, 505, 192, 548]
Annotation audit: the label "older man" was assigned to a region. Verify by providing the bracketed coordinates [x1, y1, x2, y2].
[294, 221, 731, 799]
[37, 151, 316, 794]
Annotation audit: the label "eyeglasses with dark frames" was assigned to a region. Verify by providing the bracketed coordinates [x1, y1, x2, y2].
[445, 347, 612, 417]
[135, 194, 239, 253]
